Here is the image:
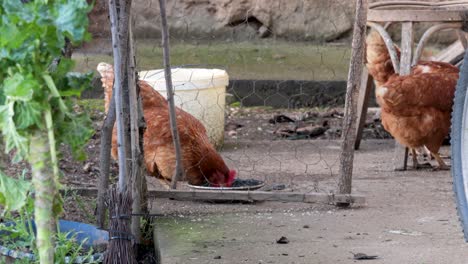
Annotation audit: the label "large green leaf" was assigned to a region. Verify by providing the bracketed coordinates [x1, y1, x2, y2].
[0, 171, 31, 213]
[0, 22, 26, 50]
[61, 71, 93, 97]
[15, 101, 44, 130]
[2, 1, 35, 23]
[3, 73, 36, 101]
[54, 0, 92, 42]
[55, 113, 93, 161]
[1, 102, 29, 162]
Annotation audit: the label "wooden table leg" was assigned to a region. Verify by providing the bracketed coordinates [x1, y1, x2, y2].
[354, 68, 373, 150]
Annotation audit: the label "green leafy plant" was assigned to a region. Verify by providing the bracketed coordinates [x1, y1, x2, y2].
[0, 199, 98, 264]
[0, 0, 93, 262]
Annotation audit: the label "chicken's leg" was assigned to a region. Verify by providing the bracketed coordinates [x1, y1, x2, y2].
[411, 148, 432, 170]
[432, 152, 450, 171]
[411, 148, 419, 170]
[423, 146, 433, 160]
[158, 178, 171, 190]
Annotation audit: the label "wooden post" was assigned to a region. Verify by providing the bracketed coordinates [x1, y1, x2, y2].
[354, 68, 374, 150]
[393, 21, 413, 171]
[127, 18, 144, 245]
[338, 0, 368, 203]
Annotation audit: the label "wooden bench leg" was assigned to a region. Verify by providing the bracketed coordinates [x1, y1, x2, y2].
[354, 68, 373, 150]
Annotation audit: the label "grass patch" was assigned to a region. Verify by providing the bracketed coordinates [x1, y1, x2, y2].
[73, 40, 351, 81]
[155, 216, 224, 257]
[78, 99, 104, 113]
[77, 99, 105, 121]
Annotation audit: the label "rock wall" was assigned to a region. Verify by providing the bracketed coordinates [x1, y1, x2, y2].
[88, 0, 355, 42]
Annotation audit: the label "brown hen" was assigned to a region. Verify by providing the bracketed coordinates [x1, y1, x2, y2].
[366, 31, 458, 170]
[97, 62, 236, 186]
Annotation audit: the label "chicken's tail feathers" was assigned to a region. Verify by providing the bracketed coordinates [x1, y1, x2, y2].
[96, 62, 114, 113]
[366, 30, 398, 86]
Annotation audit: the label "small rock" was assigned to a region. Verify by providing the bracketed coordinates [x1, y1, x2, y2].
[372, 109, 381, 121]
[83, 162, 93, 173]
[225, 121, 243, 131]
[276, 236, 289, 244]
[228, 130, 238, 137]
[269, 114, 295, 124]
[214, 255, 222, 259]
[258, 25, 270, 38]
[303, 225, 310, 229]
[225, 93, 237, 105]
[272, 53, 286, 60]
[351, 252, 379, 260]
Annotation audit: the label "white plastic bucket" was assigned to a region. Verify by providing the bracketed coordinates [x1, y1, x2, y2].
[139, 68, 229, 148]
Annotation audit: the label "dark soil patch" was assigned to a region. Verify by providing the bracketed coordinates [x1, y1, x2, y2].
[224, 106, 391, 141]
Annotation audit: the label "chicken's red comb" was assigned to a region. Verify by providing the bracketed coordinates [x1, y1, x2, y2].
[227, 170, 236, 187]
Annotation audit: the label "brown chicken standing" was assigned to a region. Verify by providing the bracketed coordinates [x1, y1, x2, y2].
[366, 30, 458, 170]
[97, 62, 236, 186]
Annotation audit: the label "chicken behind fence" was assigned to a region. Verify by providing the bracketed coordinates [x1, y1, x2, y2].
[97, 62, 236, 187]
[366, 30, 458, 170]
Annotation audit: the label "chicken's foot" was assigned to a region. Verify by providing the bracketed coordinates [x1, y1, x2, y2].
[411, 148, 432, 170]
[432, 152, 450, 171]
[158, 178, 171, 190]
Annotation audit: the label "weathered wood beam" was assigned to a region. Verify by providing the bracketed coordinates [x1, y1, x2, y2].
[64, 188, 366, 205]
[368, 10, 465, 22]
[354, 68, 374, 150]
[338, 0, 368, 202]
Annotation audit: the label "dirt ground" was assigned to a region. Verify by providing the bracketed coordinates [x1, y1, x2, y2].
[6, 105, 463, 263]
[148, 140, 468, 264]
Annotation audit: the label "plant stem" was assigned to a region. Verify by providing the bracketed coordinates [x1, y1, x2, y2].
[30, 130, 56, 264]
[45, 108, 59, 183]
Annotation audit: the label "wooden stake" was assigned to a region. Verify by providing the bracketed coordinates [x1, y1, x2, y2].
[97, 92, 116, 228]
[338, 0, 368, 201]
[158, 0, 185, 189]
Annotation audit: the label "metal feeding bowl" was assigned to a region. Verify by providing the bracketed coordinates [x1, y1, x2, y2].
[188, 178, 265, 191]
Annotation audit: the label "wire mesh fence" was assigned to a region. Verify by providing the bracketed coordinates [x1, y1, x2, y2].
[59, 1, 416, 205]
[63, 0, 394, 202]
